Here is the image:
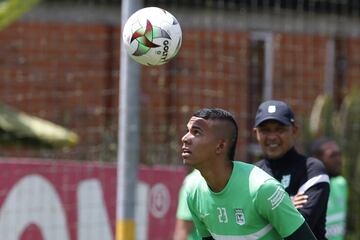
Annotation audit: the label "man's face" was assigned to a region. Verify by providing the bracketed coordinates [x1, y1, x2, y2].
[320, 141, 342, 176]
[181, 117, 220, 167]
[253, 120, 298, 160]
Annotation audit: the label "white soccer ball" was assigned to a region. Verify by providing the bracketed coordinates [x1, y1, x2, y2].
[122, 7, 182, 66]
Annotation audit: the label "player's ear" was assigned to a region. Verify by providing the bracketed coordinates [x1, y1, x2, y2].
[252, 127, 257, 134]
[253, 128, 260, 140]
[216, 140, 226, 154]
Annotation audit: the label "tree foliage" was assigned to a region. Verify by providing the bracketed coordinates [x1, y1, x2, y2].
[306, 89, 360, 239]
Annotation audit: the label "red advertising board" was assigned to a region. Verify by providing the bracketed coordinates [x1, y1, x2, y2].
[0, 158, 186, 240]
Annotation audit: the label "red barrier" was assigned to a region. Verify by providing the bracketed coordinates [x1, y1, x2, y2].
[0, 158, 186, 240]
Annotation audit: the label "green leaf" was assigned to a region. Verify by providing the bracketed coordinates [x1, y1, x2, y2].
[0, 0, 41, 31]
[0, 104, 79, 149]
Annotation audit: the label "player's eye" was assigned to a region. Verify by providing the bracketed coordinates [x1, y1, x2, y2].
[276, 126, 289, 133]
[191, 129, 201, 136]
[258, 128, 270, 134]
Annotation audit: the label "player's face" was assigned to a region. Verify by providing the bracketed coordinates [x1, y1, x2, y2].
[253, 120, 298, 160]
[320, 141, 342, 176]
[181, 117, 219, 167]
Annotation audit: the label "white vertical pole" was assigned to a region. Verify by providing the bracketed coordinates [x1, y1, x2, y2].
[116, 0, 142, 240]
[263, 33, 274, 100]
[251, 31, 274, 100]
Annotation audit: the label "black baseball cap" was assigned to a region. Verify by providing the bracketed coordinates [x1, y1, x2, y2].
[254, 100, 295, 127]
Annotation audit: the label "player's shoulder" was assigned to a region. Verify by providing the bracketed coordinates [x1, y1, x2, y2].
[183, 169, 202, 183]
[243, 162, 279, 196]
[305, 156, 328, 176]
[257, 178, 284, 197]
[330, 176, 348, 196]
[252, 177, 286, 210]
[183, 170, 206, 196]
[233, 160, 255, 170]
[295, 157, 330, 194]
[331, 175, 348, 186]
[233, 161, 268, 181]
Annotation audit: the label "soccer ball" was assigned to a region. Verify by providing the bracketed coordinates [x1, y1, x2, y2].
[122, 7, 182, 66]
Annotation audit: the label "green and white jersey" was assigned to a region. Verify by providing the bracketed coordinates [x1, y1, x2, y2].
[186, 161, 305, 239]
[177, 170, 202, 240]
[326, 176, 348, 240]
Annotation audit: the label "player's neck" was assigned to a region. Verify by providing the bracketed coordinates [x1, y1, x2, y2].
[201, 161, 233, 193]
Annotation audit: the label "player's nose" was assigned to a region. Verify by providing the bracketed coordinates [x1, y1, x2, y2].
[181, 132, 191, 144]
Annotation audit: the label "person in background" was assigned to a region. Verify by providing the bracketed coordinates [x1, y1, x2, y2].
[173, 168, 201, 240]
[182, 107, 316, 239]
[253, 100, 330, 240]
[311, 138, 348, 240]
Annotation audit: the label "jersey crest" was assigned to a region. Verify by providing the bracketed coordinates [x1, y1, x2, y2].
[281, 174, 291, 189]
[234, 208, 246, 225]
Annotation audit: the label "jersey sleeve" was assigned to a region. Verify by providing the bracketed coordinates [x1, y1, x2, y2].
[254, 179, 305, 238]
[186, 193, 212, 238]
[176, 184, 193, 220]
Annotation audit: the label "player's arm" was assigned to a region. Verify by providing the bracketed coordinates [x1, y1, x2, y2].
[174, 180, 196, 240]
[255, 180, 316, 239]
[186, 193, 212, 239]
[295, 158, 330, 228]
[187, 205, 213, 239]
[284, 221, 316, 240]
[297, 182, 329, 229]
[173, 219, 194, 240]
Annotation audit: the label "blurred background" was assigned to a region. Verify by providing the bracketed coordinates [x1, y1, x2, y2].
[0, 0, 359, 239]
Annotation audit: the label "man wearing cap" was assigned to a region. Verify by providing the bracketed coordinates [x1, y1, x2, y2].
[253, 100, 330, 240]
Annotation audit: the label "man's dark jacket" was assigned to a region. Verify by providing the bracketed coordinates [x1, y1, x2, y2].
[255, 147, 330, 240]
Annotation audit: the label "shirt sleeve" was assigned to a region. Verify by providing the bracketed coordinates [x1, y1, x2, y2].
[297, 158, 330, 228]
[254, 179, 305, 238]
[176, 184, 193, 220]
[186, 192, 212, 238]
[297, 182, 330, 228]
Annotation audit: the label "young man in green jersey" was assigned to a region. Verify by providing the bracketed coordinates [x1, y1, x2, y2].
[181, 108, 316, 240]
[311, 138, 348, 240]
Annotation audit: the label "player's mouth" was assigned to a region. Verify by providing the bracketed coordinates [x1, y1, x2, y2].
[182, 147, 191, 158]
[266, 143, 280, 149]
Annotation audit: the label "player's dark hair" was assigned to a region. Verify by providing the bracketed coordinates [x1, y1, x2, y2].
[310, 137, 334, 158]
[193, 108, 238, 160]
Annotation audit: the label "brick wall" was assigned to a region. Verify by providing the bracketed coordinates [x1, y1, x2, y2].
[272, 33, 328, 114]
[0, 22, 119, 160]
[0, 21, 359, 164]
